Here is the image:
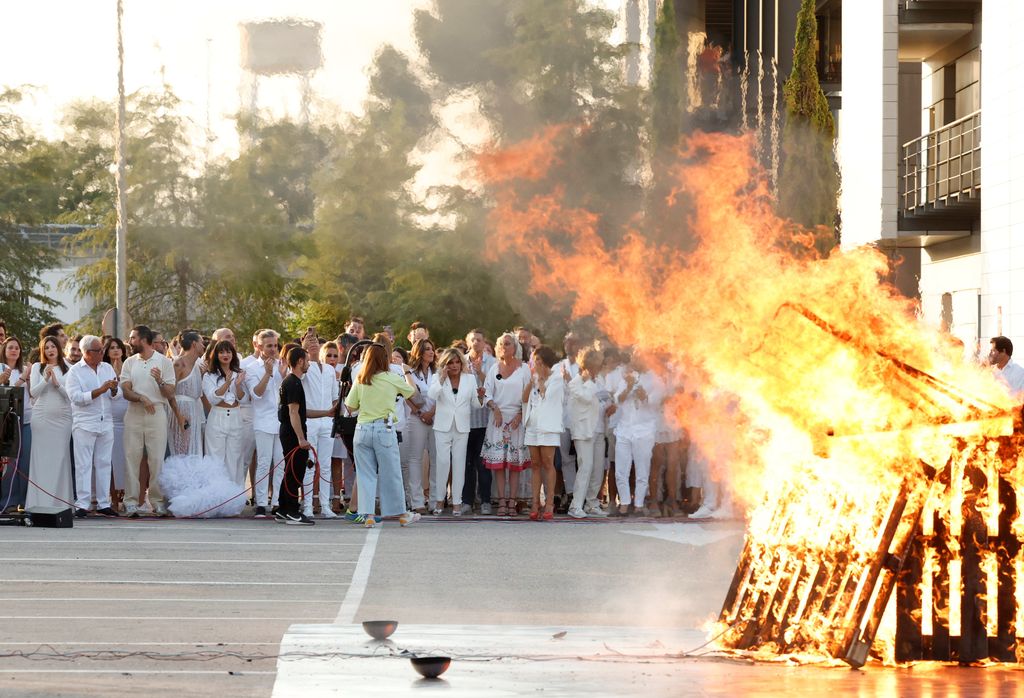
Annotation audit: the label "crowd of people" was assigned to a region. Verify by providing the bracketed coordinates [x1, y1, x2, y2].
[0, 317, 733, 527]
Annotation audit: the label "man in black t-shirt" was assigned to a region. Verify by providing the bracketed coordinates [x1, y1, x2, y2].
[277, 347, 314, 525]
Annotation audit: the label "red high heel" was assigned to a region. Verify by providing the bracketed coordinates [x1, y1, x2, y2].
[542, 511, 553, 521]
[529, 510, 540, 521]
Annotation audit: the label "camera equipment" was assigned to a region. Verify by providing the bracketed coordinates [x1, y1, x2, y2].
[0, 385, 24, 459]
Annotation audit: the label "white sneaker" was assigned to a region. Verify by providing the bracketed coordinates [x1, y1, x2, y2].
[480, 502, 492, 515]
[431, 506, 443, 516]
[400, 511, 421, 527]
[459, 503, 472, 515]
[585, 505, 608, 518]
[153, 505, 170, 517]
[320, 508, 338, 519]
[567, 508, 587, 519]
[690, 504, 716, 520]
[124, 503, 139, 518]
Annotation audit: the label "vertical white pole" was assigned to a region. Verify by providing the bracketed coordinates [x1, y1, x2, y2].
[114, 0, 129, 339]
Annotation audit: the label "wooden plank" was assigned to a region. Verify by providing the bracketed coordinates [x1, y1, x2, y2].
[958, 462, 988, 663]
[993, 471, 1020, 661]
[928, 511, 952, 661]
[895, 531, 924, 661]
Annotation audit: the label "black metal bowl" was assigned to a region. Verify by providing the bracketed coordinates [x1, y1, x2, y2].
[410, 656, 451, 679]
[361, 620, 398, 641]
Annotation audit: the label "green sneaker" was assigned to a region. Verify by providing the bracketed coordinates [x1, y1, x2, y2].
[344, 510, 367, 524]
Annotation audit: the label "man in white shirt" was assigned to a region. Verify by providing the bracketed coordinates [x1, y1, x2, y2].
[989, 336, 1024, 401]
[300, 329, 340, 518]
[244, 330, 285, 517]
[121, 325, 177, 517]
[65, 335, 120, 517]
[556, 332, 581, 511]
[607, 353, 664, 516]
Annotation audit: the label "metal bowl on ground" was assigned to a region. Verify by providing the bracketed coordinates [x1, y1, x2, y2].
[410, 656, 451, 679]
[362, 620, 398, 641]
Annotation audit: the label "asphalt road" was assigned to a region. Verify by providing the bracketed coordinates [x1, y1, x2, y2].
[0, 514, 745, 697]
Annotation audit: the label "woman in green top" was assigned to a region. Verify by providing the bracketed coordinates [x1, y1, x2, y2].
[345, 343, 421, 528]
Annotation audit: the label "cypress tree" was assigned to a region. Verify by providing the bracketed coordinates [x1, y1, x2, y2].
[779, 0, 839, 238]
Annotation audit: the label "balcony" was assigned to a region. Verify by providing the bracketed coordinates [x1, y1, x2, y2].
[900, 110, 980, 224]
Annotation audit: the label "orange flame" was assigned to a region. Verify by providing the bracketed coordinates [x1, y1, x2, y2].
[478, 127, 1023, 661]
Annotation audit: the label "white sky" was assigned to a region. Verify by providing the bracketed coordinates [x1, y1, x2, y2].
[1, 0, 622, 167]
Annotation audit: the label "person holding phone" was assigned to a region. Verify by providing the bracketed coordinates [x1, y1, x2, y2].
[0, 336, 31, 512]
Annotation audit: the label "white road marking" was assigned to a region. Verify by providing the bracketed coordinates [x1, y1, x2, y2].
[0, 641, 276, 646]
[0, 669, 277, 675]
[0, 616, 318, 621]
[3, 558, 356, 564]
[0, 540, 360, 546]
[0, 580, 348, 586]
[334, 526, 380, 624]
[0, 598, 328, 604]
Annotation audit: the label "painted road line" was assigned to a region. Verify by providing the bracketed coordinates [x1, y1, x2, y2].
[334, 526, 380, 624]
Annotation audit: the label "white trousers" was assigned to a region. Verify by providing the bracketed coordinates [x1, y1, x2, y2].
[303, 418, 335, 513]
[124, 405, 168, 509]
[239, 405, 255, 476]
[73, 427, 113, 510]
[569, 435, 605, 513]
[559, 428, 577, 494]
[254, 430, 284, 508]
[400, 418, 434, 509]
[614, 432, 655, 507]
[431, 427, 469, 506]
[205, 407, 245, 488]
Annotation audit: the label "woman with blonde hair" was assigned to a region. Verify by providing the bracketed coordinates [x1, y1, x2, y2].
[566, 346, 609, 518]
[345, 343, 420, 528]
[482, 332, 531, 516]
[427, 347, 481, 516]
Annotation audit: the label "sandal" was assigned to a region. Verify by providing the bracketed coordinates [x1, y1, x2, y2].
[497, 500, 508, 517]
[506, 499, 518, 517]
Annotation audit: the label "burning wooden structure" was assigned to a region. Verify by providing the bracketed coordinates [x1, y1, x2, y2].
[716, 305, 1024, 667]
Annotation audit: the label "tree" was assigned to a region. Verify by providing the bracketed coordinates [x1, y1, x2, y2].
[0, 89, 73, 339]
[778, 0, 839, 239]
[649, 0, 687, 153]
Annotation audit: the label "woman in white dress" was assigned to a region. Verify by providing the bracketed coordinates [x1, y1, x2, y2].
[0, 337, 31, 512]
[402, 338, 437, 512]
[169, 330, 206, 456]
[102, 338, 129, 506]
[482, 333, 531, 516]
[25, 336, 73, 509]
[523, 345, 565, 520]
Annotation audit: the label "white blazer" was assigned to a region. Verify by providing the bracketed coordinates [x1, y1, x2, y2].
[523, 372, 565, 433]
[427, 372, 480, 434]
[567, 374, 602, 440]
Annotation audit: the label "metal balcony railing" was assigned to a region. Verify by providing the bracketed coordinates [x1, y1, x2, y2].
[900, 110, 980, 217]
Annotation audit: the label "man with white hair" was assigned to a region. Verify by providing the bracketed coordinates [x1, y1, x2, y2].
[244, 329, 286, 517]
[65, 334, 120, 517]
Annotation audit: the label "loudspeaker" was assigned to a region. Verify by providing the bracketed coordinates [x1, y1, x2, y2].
[24, 506, 74, 528]
[0, 385, 24, 459]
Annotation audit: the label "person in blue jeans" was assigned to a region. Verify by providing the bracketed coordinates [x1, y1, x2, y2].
[344, 343, 421, 528]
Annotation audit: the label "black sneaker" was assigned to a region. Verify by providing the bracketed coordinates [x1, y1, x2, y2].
[74, 508, 89, 518]
[254, 506, 267, 518]
[96, 507, 120, 517]
[274, 511, 289, 524]
[283, 512, 315, 526]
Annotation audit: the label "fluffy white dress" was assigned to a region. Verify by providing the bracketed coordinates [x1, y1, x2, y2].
[158, 454, 247, 518]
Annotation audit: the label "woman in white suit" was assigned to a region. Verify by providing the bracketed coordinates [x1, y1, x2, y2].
[427, 348, 480, 516]
[522, 345, 565, 520]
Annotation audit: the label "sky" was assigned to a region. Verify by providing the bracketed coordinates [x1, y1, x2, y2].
[1, 0, 622, 163]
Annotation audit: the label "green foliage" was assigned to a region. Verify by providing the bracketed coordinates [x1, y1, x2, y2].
[779, 0, 839, 236]
[650, 0, 686, 152]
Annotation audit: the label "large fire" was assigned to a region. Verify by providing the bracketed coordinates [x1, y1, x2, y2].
[478, 128, 1024, 665]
